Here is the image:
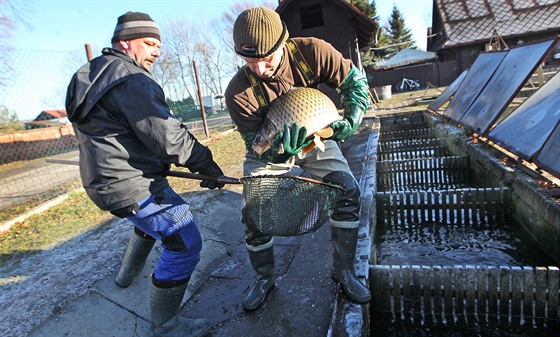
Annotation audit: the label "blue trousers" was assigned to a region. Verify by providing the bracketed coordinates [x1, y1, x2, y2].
[127, 186, 202, 282]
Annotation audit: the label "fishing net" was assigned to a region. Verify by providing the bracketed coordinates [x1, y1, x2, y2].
[241, 175, 344, 236]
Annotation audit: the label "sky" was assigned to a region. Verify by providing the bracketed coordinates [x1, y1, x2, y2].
[4, 0, 433, 120]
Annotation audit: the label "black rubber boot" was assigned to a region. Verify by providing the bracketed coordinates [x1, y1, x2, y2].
[331, 226, 371, 303]
[150, 277, 212, 337]
[115, 228, 155, 288]
[243, 246, 275, 311]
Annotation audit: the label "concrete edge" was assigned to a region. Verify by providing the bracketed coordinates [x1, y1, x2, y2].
[327, 118, 380, 336]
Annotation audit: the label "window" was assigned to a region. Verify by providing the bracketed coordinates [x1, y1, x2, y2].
[300, 4, 324, 29]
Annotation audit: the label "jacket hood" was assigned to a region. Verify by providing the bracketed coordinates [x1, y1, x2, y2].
[65, 48, 146, 123]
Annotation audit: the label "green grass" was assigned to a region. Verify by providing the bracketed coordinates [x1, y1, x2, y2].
[0, 130, 245, 260]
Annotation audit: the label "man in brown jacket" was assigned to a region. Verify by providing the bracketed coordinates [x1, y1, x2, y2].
[225, 6, 371, 311]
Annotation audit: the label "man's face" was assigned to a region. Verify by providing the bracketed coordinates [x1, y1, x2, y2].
[243, 45, 283, 79]
[119, 37, 161, 71]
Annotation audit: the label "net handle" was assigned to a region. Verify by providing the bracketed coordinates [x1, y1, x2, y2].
[45, 158, 344, 190]
[45, 158, 242, 185]
[166, 171, 241, 184]
[241, 174, 345, 192]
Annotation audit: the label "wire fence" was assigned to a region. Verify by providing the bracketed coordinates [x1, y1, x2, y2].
[0, 49, 234, 221]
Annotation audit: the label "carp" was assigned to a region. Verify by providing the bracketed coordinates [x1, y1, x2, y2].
[252, 87, 342, 155]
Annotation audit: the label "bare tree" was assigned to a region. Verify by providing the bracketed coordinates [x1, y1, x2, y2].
[0, 0, 31, 88]
[152, 18, 199, 101]
[200, 1, 276, 95]
[194, 27, 236, 97]
[152, 1, 276, 106]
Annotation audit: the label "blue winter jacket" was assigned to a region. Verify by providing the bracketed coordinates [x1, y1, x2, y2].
[66, 48, 212, 211]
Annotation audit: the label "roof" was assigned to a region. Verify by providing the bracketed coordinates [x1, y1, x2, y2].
[377, 48, 438, 69]
[276, 0, 377, 48]
[434, 0, 560, 48]
[41, 109, 67, 119]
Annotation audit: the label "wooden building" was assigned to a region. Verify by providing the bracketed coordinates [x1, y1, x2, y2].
[25, 109, 69, 129]
[276, 0, 376, 105]
[277, 0, 376, 69]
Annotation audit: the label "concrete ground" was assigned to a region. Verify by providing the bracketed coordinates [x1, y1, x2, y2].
[20, 116, 379, 337]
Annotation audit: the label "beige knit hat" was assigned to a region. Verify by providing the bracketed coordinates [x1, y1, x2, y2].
[233, 7, 289, 58]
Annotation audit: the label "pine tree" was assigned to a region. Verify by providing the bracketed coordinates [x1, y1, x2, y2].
[351, 0, 379, 47]
[353, 2, 416, 68]
[352, 0, 377, 20]
[386, 4, 416, 53]
[351, 0, 382, 67]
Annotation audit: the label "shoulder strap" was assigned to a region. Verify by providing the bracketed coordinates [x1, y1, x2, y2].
[243, 38, 316, 109]
[286, 39, 316, 86]
[243, 65, 269, 108]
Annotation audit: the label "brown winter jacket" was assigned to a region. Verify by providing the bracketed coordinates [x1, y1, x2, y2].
[225, 37, 353, 137]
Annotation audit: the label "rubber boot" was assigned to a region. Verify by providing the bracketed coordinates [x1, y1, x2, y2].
[115, 228, 155, 288]
[243, 246, 275, 311]
[331, 226, 371, 303]
[150, 278, 212, 337]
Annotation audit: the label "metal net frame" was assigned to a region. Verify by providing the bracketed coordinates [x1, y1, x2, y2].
[241, 175, 344, 236]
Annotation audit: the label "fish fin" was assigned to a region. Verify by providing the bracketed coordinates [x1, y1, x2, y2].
[302, 135, 320, 153]
[314, 134, 325, 152]
[303, 133, 328, 153]
[303, 142, 316, 153]
[315, 127, 334, 139]
[251, 142, 271, 156]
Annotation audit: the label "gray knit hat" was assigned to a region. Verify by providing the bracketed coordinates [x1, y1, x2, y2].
[111, 12, 160, 43]
[233, 7, 289, 58]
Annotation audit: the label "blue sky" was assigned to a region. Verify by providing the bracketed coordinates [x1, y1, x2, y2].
[12, 0, 433, 51]
[6, 0, 433, 120]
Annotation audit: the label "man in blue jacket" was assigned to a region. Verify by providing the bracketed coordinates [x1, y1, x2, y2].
[66, 12, 221, 337]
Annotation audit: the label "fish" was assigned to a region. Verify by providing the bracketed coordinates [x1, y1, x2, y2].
[252, 87, 342, 155]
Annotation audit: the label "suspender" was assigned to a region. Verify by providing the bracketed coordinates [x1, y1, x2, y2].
[243, 66, 269, 108]
[244, 38, 316, 108]
[286, 39, 316, 87]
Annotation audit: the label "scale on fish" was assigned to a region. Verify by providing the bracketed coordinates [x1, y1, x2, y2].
[252, 87, 342, 155]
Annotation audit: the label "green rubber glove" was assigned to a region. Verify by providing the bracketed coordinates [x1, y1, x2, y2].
[242, 123, 312, 164]
[272, 122, 313, 157]
[330, 105, 365, 141]
[330, 65, 369, 141]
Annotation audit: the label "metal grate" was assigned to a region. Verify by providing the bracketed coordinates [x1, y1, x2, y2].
[377, 156, 470, 191]
[375, 187, 511, 226]
[378, 143, 450, 161]
[372, 102, 558, 331]
[370, 265, 560, 322]
[378, 127, 434, 141]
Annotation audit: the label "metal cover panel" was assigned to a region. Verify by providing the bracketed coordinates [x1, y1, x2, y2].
[535, 121, 560, 179]
[444, 51, 506, 122]
[428, 68, 469, 113]
[459, 39, 557, 134]
[487, 72, 560, 160]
